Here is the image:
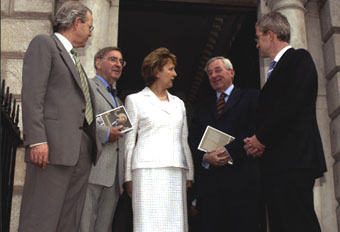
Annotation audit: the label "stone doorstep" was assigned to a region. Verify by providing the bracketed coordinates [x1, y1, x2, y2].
[10, 186, 23, 232]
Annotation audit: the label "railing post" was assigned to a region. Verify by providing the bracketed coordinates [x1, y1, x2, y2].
[1, 80, 23, 232]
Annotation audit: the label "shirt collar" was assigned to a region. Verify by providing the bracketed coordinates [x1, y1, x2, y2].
[96, 75, 112, 89]
[217, 84, 234, 99]
[54, 32, 73, 54]
[273, 45, 292, 63]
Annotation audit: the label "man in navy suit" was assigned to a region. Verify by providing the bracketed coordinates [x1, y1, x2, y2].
[189, 57, 261, 232]
[244, 12, 327, 232]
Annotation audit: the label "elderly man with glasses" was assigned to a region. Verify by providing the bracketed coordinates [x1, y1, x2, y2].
[80, 46, 127, 232]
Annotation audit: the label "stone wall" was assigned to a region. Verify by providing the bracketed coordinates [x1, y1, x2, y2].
[1, 0, 54, 230]
[306, 0, 337, 231]
[1, 0, 120, 230]
[1, 0, 339, 231]
[260, 0, 339, 231]
[319, 0, 340, 229]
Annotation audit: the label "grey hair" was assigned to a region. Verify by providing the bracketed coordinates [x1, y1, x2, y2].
[53, 1, 92, 33]
[94, 46, 122, 70]
[204, 56, 234, 73]
[256, 12, 290, 43]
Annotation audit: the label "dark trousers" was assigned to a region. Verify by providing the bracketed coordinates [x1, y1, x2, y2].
[199, 191, 261, 232]
[263, 170, 322, 232]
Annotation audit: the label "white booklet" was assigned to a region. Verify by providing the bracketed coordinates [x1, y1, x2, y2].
[96, 105, 133, 133]
[198, 126, 235, 152]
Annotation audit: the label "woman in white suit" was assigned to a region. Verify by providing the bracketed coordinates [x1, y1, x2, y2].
[125, 47, 194, 232]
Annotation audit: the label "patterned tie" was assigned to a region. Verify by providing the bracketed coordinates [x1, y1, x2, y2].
[107, 86, 117, 97]
[217, 93, 227, 115]
[267, 60, 277, 79]
[71, 49, 93, 125]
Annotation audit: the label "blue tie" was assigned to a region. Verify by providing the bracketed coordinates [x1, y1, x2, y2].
[267, 60, 277, 79]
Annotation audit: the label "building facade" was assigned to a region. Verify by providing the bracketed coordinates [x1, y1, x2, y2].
[1, 0, 339, 231]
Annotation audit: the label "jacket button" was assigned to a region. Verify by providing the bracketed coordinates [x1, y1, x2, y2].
[82, 109, 85, 113]
[79, 126, 83, 130]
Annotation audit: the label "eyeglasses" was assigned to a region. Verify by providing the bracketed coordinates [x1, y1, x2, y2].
[103, 56, 127, 67]
[88, 24, 94, 32]
[83, 22, 94, 32]
[255, 31, 268, 43]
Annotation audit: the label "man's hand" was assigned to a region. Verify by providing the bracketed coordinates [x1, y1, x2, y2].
[243, 135, 265, 157]
[204, 148, 231, 166]
[108, 125, 124, 143]
[30, 143, 49, 169]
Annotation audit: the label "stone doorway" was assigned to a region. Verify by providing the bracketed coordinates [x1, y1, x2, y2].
[117, 0, 260, 113]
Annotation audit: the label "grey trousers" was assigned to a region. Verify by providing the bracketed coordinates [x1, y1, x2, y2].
[19, 131, 93, 232]
[79, 180, 120, 232]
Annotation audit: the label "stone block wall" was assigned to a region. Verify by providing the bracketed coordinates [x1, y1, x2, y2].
[1, 0, 54, 231]
[1, 0, 338, 230]
[1, 0, 119, 230]
[320, 0, 340, 229]
[305, 1, 337, 231]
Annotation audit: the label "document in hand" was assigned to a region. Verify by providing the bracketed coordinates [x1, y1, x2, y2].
[96, 105, 133, 133]
[198, 126, 235, 152]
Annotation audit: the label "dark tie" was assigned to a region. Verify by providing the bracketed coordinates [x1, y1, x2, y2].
[107, 86, 117, 97]
[217, 93, 227, 115]
[267, 60, 277, 79]
[70, 49, 93, 125]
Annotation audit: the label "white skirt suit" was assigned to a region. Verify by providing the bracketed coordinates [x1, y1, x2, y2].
[124, 87, 194, 232]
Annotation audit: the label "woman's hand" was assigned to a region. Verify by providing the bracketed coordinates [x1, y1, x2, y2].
[126, 181, 133, 198]
[186, 180, 193, 189]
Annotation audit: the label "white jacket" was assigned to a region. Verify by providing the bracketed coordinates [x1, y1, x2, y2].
[124, 87, 194, 182]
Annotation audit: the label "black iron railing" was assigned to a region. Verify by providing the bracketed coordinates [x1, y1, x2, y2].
[1, 79, 22, 232]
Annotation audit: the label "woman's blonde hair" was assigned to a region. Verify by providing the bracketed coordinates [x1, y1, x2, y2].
[141, 47, 177, 87]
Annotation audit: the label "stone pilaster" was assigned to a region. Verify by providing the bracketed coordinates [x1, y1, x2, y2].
[319, 0, 340, 229]
[78, 0, 120, 81]
[305, 1, 338, 231]
[257, 0, 271, 87]
[267, 0, 308, 48]
[1, 0, 54, 231]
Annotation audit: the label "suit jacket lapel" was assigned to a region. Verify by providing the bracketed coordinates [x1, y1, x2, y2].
[52, 35, 83, 91]
[93, 77, 117, 108]
[263, 48, 294, 89]
[223, 88, 241, 114]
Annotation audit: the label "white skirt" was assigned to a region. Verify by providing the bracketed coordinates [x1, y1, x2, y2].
[132, 167, 188, 232]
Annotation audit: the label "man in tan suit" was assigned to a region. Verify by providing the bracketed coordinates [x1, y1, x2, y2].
[19, 2, 99, 231]
[80, 47, 126, 232]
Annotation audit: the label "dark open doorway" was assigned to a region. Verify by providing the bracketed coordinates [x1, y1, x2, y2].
[117, 0, 260, 115]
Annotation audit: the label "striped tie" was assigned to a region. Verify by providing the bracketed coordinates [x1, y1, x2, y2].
[217, 93, 227, 115]
[267, 60, 277, 79]
[71, 49, 93, 125]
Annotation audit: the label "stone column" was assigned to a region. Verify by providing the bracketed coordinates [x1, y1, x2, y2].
[257, 0, 271, 87]
[305, 1, 338, 231]
[79, 0, 120, 80]
[258, 0, 338, 231]
[268, 0, 308, 48]
[319, 0, 340, 230]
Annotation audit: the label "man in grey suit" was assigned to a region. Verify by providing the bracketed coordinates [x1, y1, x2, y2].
[80, 47, 126, 232]
[19, 2, 99, 231]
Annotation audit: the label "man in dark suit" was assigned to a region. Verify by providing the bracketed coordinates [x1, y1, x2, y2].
[244, 12, 327, 232]
[19, 2, 99, 231]
[80, 47, 126, 232]
[189, 57, 261, 232]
